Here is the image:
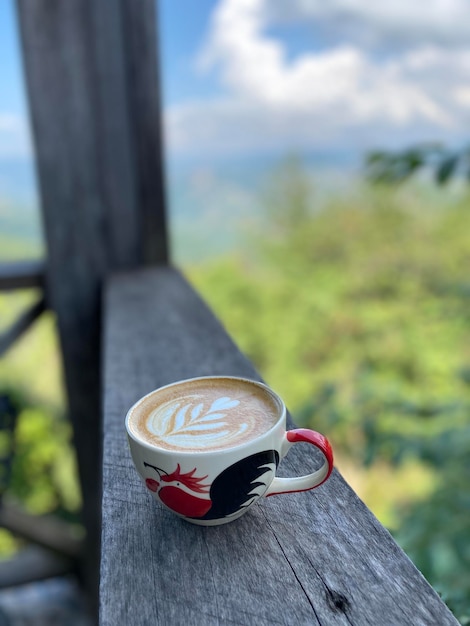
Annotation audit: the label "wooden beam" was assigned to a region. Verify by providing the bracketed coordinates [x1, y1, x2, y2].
[0, 260, 45, 291]
[0, 502, 83, 560]
[0, 546, 74, 588]
[101, 267, 458, 626]
[121, 0, 169, 264]
[15, 0, 169, 614]
[0, 297, 46, 357]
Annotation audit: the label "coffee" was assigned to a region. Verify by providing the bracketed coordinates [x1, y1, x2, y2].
[127, 377, 281, 452]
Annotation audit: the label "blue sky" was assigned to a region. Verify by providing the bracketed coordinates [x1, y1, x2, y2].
[2, 0, 470, 180]
[160, 0, 470, 160]
[0, 1, 32, 157]
[159, 0, 222, 105]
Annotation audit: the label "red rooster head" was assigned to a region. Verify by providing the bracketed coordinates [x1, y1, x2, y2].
[160, 464, 210, 493]
[144, 462, 212, 518]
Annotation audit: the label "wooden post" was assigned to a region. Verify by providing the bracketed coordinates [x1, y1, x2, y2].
[15, 0, 168, 618]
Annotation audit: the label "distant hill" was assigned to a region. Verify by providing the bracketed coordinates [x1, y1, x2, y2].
[0, 152, 359, 264]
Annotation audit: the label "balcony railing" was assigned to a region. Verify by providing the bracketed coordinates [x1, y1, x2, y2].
[0, 260, 82, 584]
[8, 1, 460, 624]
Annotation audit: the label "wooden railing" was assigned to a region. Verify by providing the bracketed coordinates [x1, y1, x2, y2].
[0, 261, 44, 291]
[12, 1, 461, 624]
[0, 260, 82, 585]
[0, 261, 46, 356]
[100, 267, 459, 626]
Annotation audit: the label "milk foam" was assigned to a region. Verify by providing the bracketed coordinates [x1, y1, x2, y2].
[146, 395, 245, 449]
[127, 378, 281, 452]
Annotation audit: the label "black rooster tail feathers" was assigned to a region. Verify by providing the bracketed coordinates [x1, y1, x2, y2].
[196, 450, 280, 521]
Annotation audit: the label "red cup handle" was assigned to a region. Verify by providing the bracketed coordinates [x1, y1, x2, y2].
[265, 428, 334, 496]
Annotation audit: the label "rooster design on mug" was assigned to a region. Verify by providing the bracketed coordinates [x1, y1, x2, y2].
[143, 450, 280, 521]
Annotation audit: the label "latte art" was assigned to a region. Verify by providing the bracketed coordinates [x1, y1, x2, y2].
[127, 377, 281, 452]
[147, 395, 244, 449]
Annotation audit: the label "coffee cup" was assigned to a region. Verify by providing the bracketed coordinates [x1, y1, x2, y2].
[126, 376, 334, 526]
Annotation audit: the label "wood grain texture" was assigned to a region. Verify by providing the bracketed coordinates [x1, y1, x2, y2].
[101, 267, 458, 626]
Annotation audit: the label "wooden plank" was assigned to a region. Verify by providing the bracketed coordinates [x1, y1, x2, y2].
[0, 502, 82, 559]
[0, 546, 73, 588]
[0, 261, 45, 291]
[101, 267, 458, 626]
[0, 297, 46, 357]
[15, 0, 169, 614]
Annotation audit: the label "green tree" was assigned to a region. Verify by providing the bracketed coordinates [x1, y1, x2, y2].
[191, 157, 470, 623]
[366, 143, 470, 186]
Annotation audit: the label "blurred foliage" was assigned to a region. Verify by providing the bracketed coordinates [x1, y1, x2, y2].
[0, 383, 82, 553]
[190, 158, 470, 622]
[0, 241, 81, 555]
[295, 375, 470, 622]
[1, 159, 469, 620]
[366, 142, 470, 186]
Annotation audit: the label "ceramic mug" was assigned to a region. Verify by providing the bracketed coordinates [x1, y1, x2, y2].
[126, 376, 334, 526]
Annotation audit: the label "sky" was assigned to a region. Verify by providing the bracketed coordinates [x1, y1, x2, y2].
[1, 0, 470, 202]
[159, 0, 470, 159]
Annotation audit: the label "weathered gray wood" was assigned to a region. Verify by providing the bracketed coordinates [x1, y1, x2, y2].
[0, 261, 45, 291]
[16, 0, 169, 614]
[90, 0, 168, 267]
[120, 0, 169, 264]
[101, 267, 458, 626]
[0, 297, 46, 357]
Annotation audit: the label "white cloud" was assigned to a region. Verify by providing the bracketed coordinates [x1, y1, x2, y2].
[454, 86, 470, 108]
[165, 0, 470, 158]
[0, 112, 32, 159]
[263, 0, 470, 49]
